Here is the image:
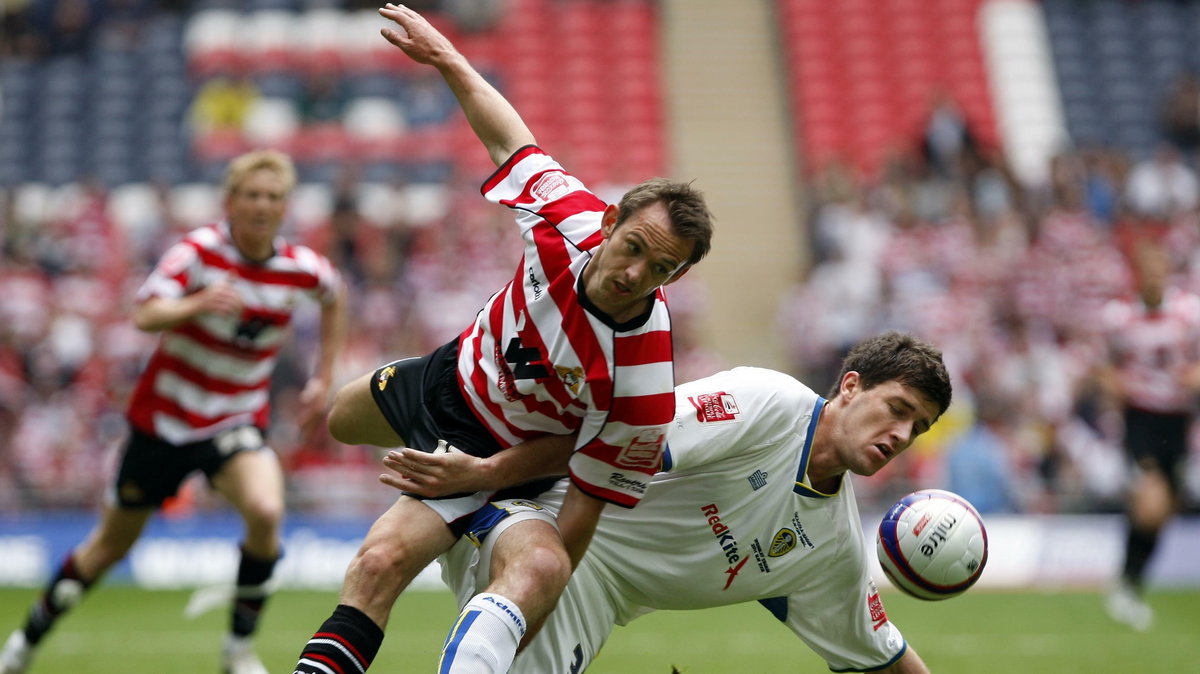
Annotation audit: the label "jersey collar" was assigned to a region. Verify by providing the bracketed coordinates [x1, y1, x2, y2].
[575, 267, 657, 331]
[793, 397, 838, 498]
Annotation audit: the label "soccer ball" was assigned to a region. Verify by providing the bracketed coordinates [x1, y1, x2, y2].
[876, 489, 988, 600]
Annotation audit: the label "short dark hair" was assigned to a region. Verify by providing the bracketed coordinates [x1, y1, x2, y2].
[828, 331, 953, 417]
[616, 178, 714, 266]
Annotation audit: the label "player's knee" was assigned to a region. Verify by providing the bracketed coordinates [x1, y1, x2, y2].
[241, 497, 285, 532]
[349, 539, 418, 589]
[508, 542, 572, 596]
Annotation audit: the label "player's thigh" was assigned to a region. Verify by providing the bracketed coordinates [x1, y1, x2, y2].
[211, 447, 285, 524]
[328, 370, 405, 447]
[353, 495, 457, 582]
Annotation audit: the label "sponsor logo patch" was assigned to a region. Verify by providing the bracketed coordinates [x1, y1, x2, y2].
[607, 472, 648, 495]
[701, 503, 744, 589]
[531, 172, 571, 202]
[615, 431, 663, 470]
[868, 584, 889, 631]
[688, 392, 739, 423]
[748, 469, 768, 490]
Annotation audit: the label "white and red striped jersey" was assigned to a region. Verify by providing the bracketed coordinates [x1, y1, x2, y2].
[460, 146, 676, 508]
[1101, 286, 1200, 414]
[127, 222, 341, 445]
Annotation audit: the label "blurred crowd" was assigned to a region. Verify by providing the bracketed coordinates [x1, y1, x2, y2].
[780, 97, 1200, 516]
[3, 1, 1200, 519]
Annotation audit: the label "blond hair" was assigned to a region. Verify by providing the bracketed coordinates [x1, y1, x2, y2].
[223, 149, 297, 198]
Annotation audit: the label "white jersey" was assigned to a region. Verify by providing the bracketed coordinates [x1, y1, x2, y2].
[442, 367, 907, 673]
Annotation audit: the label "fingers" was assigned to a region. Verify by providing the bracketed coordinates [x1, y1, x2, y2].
[379, 472, 425, 493]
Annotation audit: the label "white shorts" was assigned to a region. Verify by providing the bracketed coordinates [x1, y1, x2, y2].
[439, 499, 620, 674]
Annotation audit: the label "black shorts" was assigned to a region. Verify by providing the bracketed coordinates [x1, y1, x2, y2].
[113, 425, 266, 508]
[1123, 406, 1190, 494]
[369, 338, 503, 459]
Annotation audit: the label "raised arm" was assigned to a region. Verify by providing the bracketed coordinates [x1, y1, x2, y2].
[379, 3, 535, 166]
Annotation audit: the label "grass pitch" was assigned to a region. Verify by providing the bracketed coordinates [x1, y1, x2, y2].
[0, 586, 1195, 673]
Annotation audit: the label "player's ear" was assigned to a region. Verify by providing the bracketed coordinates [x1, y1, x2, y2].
[839, 371, 861, 399]
[600, 204, 620, 238]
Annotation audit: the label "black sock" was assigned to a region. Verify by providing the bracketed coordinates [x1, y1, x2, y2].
[1122, 526, 1160, 590]
[23, 554, 94, 645]
[294, 604, 384, 673]
[231, 545, 278, 638]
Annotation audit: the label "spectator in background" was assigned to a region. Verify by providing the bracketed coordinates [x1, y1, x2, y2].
[189, 69, 260, 138]
[298, 68, 349, 127]
[920, 89, 978, 180]
[0, 0, 39, 59]
[1160, 71, 1200, 160]
[0, 150, 348, 674]
[945, 393, 1023, 514]
[1126, 143, 1199, 219]
[1094, 240, 1200, 631]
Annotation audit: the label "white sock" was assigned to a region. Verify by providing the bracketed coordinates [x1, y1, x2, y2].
[438, 593, 526, 674]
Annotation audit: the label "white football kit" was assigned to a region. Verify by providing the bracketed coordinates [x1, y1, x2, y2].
[441, 367, 909, 673]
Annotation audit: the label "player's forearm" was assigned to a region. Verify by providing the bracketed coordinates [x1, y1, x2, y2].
[132, 296, 202, 332]
[434, 53, 536, 166]
[314, 286, 348, 383]
[555, 484, 607, 568]
[479, 434, 574, 489]
[884, 646, 930, 674]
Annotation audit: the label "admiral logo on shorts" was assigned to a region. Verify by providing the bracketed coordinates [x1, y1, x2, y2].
[688, 391, 739, 423]
[376, 365, 396, 391]
[531, 171, 571, 202]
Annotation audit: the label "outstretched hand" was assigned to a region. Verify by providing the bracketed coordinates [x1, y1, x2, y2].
[379, 442, 493, 497]
[378, 3, 457, 67]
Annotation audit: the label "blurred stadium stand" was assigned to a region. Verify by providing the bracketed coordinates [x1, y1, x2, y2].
[2, 0, 1200, 525]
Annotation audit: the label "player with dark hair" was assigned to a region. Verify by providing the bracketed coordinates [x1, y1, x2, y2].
[291, 5, 714, 674]
[0, 150, 348, 674]
[397, 331, 951, 673]
[1096, 240, 1200, 631]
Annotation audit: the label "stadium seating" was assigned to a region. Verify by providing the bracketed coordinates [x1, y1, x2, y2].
[778, 0, 998, 177]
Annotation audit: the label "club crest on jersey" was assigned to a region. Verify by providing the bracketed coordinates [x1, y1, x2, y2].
[688, 391, 739, 423]
[615, 431, 664, 470]
[376, 365, 397, 391]
[768, 528, 797, 557]
[531, 171, 571, 202]
[555, 365, 585, 395]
